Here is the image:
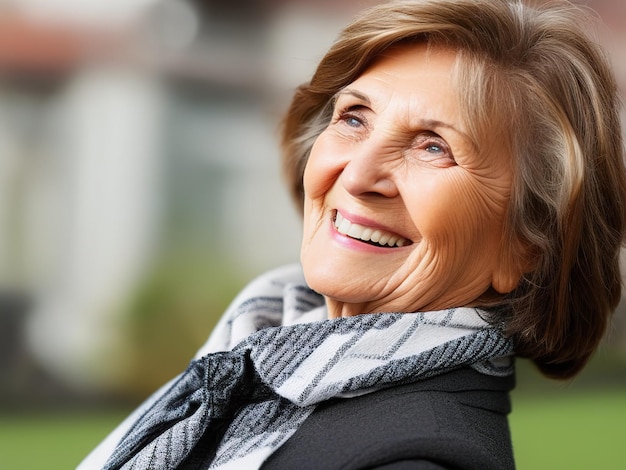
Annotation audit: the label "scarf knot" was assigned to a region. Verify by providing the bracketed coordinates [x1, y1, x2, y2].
[103, 349, 273, 469]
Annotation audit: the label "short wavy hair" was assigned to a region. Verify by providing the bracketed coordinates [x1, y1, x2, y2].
[281, 0, 626, 379]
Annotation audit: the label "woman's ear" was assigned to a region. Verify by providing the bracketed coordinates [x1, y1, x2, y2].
[492, 237, 537, 294]
[492, 266, 523, 294]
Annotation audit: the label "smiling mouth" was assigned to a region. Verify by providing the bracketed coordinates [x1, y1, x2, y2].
[333, 211, 412, 248]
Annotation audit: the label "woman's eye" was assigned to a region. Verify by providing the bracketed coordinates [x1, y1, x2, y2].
[337, 110, 366, 129]
[332, 103, 369, 130]
[344, 115, 362, 128]
[425, 143, 444, 154]
[414, 135, 456, 166]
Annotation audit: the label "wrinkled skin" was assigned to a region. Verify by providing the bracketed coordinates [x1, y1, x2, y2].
[300, 43, 523, 318]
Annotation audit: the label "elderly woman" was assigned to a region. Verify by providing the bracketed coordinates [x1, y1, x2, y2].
[80, 0, 626, 469]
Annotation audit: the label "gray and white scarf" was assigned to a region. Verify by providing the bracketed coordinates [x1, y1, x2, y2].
[94, 264, 513, 470]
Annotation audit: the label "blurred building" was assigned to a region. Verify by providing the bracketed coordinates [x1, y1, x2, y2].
[0, 0, 379, 402]
[0, 0, 624, 404]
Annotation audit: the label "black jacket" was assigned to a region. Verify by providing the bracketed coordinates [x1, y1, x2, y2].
[262, 368, 515, 470]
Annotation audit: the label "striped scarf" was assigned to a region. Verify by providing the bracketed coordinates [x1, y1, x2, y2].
[100, 264, 514, 470]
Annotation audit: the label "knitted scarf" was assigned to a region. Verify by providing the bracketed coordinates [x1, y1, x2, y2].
[97, 264, 514, 470]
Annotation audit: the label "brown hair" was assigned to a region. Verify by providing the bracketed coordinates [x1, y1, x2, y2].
[281, 0, 626, 379]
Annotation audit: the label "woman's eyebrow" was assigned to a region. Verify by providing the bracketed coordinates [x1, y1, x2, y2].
[333, 88, 371, 105]
[420, 118, 478, 152]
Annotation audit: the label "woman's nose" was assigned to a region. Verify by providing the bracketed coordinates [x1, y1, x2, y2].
[339, 147, 399, 198]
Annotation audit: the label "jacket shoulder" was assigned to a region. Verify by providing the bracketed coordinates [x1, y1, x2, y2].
[263, 368, 515, 470]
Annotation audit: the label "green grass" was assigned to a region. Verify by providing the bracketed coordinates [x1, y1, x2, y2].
[1, 390, 625, 469]
[510, 390, 626, 469]
[0, 409, 129, 469]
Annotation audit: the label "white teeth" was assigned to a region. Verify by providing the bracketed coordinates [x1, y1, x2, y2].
[347, 224, 362, 238]
[338, 218, 351, 235]
[333, 212, 409, 247]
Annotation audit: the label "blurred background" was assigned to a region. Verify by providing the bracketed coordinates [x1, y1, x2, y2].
[0, 0, 624, 468]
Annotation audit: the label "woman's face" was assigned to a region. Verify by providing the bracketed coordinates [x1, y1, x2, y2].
[300, 43, 522, 318]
